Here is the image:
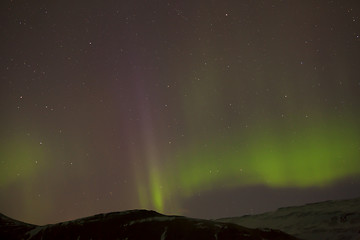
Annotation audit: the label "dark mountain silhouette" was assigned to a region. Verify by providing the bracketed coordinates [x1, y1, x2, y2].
[0, 210, 298, 240]
[0, 212, 36, 240]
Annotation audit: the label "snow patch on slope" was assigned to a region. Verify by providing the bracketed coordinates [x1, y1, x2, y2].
[218, 198, 360, 240]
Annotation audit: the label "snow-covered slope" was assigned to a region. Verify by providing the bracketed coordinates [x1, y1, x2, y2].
[0, 210, 298, 240]
[218, 197, 360, 240]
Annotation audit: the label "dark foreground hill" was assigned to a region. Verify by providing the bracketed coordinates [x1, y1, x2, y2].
[0, 210, 298, 240]
[218, 197, 360, 240]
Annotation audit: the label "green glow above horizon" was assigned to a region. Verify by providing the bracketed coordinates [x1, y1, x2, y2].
[0, 137, 45, 187]
[137, 116, 360, 213]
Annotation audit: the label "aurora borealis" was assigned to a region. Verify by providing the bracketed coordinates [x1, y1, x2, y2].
[1, 0, 360, 225]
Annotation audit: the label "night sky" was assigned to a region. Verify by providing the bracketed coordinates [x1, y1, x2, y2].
[1, 0, 360, 225]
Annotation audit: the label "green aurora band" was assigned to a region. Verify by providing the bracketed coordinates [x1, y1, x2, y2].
[137, 116, 360, 214]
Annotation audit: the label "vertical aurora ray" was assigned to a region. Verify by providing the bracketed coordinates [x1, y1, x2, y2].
[131, 76, 165, 213]
[149, 166, 164, 212]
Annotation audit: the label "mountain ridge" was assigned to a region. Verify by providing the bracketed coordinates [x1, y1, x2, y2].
[3, 198, 360, 239]
[0, 209, 297, 240]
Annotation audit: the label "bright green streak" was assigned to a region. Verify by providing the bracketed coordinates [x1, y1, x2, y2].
[149, 167, 164, 212]
[137, 117, 360, 213]
[136, 164, 165, 212]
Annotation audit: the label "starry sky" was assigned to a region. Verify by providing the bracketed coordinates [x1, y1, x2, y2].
[1, 0, 360, 225]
